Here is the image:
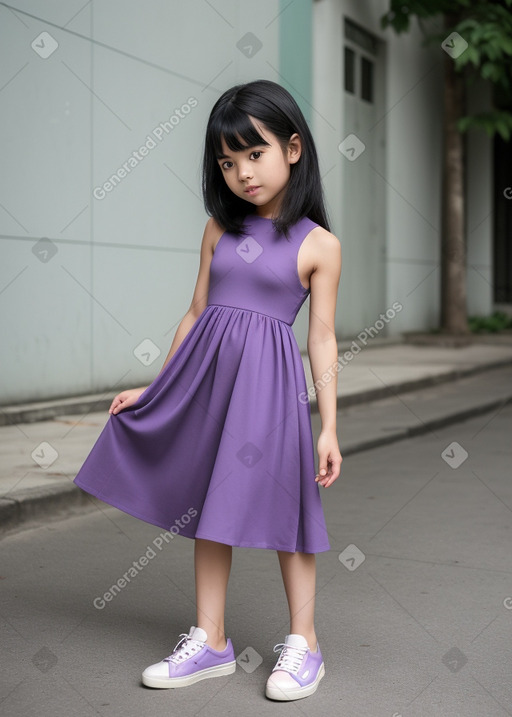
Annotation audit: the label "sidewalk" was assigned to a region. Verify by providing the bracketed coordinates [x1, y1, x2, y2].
[1, 338, 512, 536]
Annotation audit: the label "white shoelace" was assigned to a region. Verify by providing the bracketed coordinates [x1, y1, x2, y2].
[272, 643, 308, 674]
[164, 633, 205, 665]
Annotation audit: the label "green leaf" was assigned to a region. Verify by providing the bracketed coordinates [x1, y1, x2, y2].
[500, 37, 512, 55]
[495, 120, 511, 141]
[381, 0, 512, 123]
[463, 44, 480, 67]
[456, 116, 473, 133]
[457, 110, 512, 140]
[481, 62, 498, 80]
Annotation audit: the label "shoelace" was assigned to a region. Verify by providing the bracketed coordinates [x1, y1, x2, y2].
[272, 643, 308, 674]
[164, 633, 205, 665]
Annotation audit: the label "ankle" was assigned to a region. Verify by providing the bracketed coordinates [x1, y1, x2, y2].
[291, 631, 318, 653]
[198, 627, 227, 651]
[207, 637, 228, 651]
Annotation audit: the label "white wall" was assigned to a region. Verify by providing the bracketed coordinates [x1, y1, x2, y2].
[1, 0, 280, 403]
[1, 0, 495, 403]
[383, 8, 444, 334]
[313, 0, 492, 338]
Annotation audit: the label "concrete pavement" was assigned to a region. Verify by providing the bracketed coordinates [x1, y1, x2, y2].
[1, 337, 512, 537]
[1, 401, 511, 715]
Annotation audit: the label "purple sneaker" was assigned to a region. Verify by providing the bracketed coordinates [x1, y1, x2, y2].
[142, 626, 236, 688]
[265, 634, 325, 701]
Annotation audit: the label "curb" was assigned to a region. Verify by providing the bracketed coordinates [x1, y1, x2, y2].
[2, 352, 512, 426]
[0, 482, 105, 537]
[312, 355, 512, 413]
[340, 393, 512, 456]
[2, 385, 511, 538]
[0, 393, 119, 427]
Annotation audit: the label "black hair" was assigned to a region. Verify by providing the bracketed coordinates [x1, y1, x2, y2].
[201, 79, 330, 238]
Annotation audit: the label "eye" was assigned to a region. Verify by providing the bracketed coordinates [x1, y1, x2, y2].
[250, 151, 262, 160]
[221, 160, 233, 170]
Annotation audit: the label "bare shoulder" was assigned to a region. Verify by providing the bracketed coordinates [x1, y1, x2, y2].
[303, 226, 342, 272]
[203, 216, 225, 254]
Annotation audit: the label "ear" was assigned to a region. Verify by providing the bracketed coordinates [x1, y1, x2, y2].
[287, 133, 302, 165]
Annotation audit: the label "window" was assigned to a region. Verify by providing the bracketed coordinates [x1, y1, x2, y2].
[361, 56, 374, 103]
[344, 47, 355, 94]
[344, 18, 378, 55]
[343, 17, 377, 104]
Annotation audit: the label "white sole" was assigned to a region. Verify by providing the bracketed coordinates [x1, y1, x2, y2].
[142, 659, 236, 689]
[265, 662, 325, 701]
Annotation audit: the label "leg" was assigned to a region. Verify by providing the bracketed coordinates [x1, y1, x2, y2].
[277, 550, 318, 652]
[194, 538, 232, 651]
[141, 538, 235, 688]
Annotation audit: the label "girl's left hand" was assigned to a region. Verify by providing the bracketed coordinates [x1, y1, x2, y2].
[315, 430, 343, 488]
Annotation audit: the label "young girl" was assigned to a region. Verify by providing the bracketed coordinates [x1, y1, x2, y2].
[74, 79, 342, 702]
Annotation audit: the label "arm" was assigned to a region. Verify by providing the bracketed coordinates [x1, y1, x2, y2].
[156, 216, 224, 376]
[109, 217, 223, 415]
[306, 227, 343, 487]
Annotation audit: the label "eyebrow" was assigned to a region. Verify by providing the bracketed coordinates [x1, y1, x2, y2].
[216, 144, 267, 160]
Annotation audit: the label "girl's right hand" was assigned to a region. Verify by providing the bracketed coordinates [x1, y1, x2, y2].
[109, 387, 148, 415]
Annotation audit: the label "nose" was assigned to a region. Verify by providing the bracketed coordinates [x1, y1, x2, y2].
[238, 161, 253, 182]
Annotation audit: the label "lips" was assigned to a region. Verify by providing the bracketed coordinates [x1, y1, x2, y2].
[244, 186, 260, 196]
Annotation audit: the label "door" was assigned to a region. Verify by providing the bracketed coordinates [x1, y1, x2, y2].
[341, 17, 386, 333]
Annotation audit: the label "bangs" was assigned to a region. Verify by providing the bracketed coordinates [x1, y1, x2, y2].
[202, 79, 331, 236]
[210, 105, 271, 158]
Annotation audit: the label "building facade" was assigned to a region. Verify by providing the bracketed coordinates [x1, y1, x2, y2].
[1, 0, 497, 403]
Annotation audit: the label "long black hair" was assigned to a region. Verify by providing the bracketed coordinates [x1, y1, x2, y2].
[202, 79, 330, 238]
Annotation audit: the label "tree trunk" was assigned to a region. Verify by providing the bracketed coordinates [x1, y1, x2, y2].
[440, 13, 469, 334]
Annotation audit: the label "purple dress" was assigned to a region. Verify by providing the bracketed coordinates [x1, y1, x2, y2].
[73, 214, 330, 553]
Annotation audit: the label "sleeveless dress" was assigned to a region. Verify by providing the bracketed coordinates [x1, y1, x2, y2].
[73, 214, 330, 553]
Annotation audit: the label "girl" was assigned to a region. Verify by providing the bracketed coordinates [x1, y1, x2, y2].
[74, 79, 342, 702]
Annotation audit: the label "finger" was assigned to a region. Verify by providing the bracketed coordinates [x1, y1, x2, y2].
[330, 462, 341, 481]
[317, 458, 342, 486]
[325, 459, 342, 485]
[116, 397, 133, 413]
[112, 399, 125, 415]
[315, 462, 329, 481]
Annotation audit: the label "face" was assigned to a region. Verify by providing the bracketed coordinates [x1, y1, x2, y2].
[217, 116, 301, 218]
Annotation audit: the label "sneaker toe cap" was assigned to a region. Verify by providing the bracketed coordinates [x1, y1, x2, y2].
[266, 670, 299, 690]
[142, 660, 169, 679]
